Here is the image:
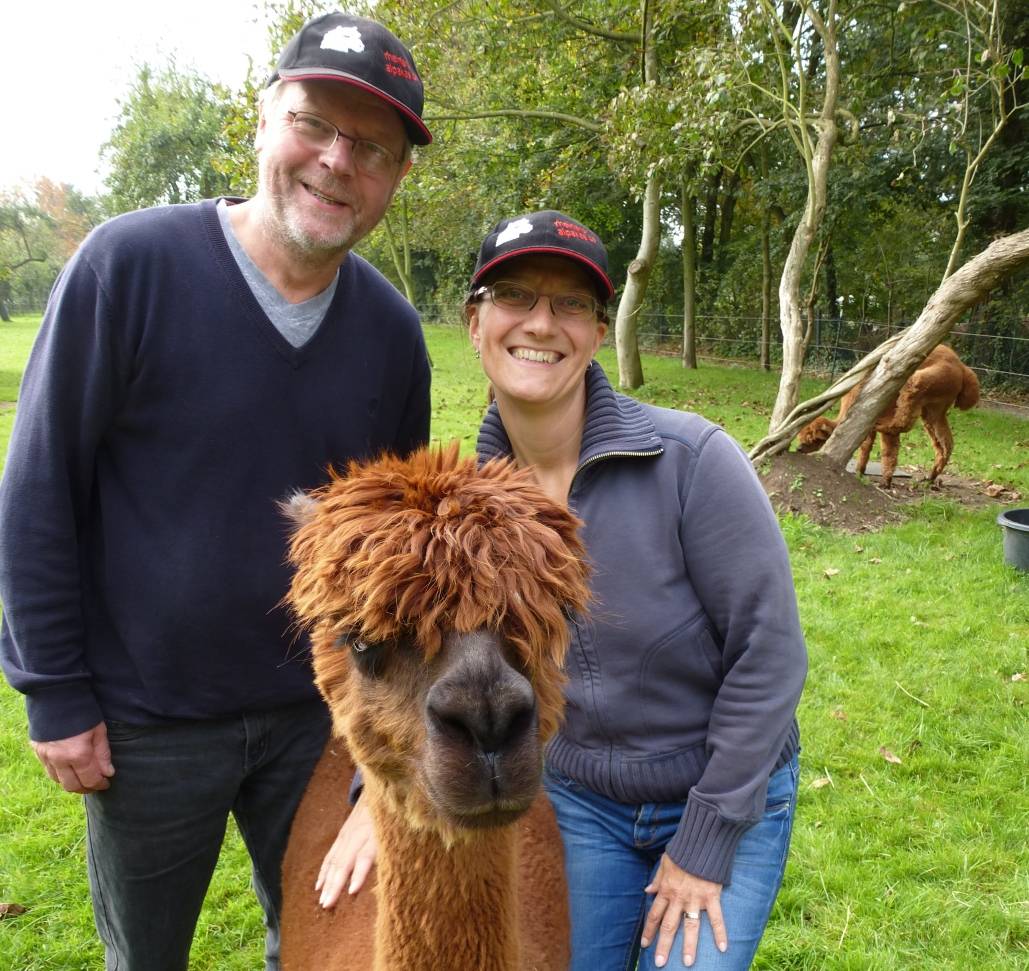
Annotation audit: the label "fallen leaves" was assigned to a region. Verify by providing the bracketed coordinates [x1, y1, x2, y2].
[824, 567, 841, 578]
[1012, 672, 1026, 682]
[985, 482, 1022, 501]
[0, 903, 27, 919]
[879, 746, 903, 765]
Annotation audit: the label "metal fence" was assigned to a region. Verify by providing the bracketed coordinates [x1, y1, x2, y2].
[623, 312, 1029, 392]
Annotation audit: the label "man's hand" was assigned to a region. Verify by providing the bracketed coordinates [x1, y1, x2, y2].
[31, 722, 115, 794]
[315, 797, 378, 909]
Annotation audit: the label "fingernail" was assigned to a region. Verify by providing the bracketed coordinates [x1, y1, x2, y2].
[655, 957, 666, 968]
[719, 941, 728, 952]
[685, 956, 695, 967]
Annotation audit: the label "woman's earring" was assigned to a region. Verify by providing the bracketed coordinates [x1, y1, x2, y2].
[474, 346, 481, 359]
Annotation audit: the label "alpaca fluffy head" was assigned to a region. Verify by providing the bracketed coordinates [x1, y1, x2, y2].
[284, 444, 590, 832]
[795, 415, 837, 453]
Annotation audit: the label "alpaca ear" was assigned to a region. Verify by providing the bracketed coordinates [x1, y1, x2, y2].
[280, 490, 321, 528]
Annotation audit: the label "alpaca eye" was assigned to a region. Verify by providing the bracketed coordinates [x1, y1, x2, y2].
[349, 636, 388, 678]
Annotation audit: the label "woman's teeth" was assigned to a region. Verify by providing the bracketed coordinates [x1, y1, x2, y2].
[511, 348, 561, 364]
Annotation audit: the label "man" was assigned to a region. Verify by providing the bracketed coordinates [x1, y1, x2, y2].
[0, 12, 431, 971]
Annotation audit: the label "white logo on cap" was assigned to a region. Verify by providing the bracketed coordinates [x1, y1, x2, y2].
[321, 26, 364, 54]
[495, 218, 533, 247]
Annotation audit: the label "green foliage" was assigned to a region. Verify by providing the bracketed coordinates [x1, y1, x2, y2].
[201, 0, 1025, 372]
[0, 180, 102, 314]
[102, 63, 237, 213]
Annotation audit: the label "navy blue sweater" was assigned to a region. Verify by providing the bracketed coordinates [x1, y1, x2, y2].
[0, 200, 430, 742]
[478, 365, 806, 885]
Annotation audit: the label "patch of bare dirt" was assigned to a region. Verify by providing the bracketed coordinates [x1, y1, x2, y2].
[758, 451, 1023, 532]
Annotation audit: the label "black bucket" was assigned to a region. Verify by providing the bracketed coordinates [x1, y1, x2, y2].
[997, 509, 1029, 572]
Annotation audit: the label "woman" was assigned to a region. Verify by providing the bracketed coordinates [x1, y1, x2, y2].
[318, 210, 807, 971]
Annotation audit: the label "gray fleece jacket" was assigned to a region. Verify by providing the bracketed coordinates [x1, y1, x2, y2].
[476, 363, 807, 885]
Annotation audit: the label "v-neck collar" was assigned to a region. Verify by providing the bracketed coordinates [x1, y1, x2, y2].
[202, 198, 347, 368]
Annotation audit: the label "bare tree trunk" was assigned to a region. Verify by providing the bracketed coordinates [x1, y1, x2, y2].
[682, 183, 697, 369]
[699, 168, 721, 265]
[615, 173, 660, 388]
[383, 199, 416, 305]
[760, 221, 772, 370]
[820, 229, 1029, 467]
[614, 0, 660, 389]
[768, 1, 841, 430]
[717, 168, 742, 272]
[759, 145, 772, 371]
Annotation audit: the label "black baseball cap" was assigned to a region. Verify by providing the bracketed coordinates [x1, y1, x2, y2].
[268, 12, 432, 146]
[470, 210, 614, 300]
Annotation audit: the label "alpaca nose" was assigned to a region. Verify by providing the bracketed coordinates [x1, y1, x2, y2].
[426, 663, 537, 756]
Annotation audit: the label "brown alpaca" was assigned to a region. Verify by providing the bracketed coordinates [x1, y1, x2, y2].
[278, 445, 591, 971]
[796, 344, 980, 487]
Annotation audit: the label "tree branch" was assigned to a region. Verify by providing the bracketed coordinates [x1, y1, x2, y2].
[540, 0, 638, 43]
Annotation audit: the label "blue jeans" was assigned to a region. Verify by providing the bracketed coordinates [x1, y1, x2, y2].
[84, 700, 331, 971]
[545, 755, 799, 971]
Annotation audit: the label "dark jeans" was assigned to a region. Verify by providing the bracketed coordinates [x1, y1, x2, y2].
[84, 700, 331, 971]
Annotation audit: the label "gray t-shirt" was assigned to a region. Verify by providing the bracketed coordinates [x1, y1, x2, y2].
[216, 198, 338, 348]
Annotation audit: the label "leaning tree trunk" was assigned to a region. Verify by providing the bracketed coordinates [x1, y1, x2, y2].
[749, 228, 1029, 464]
[820, 228, 1029, 467]
[768, 1, 841, 430]
[615, 173, 661, 388]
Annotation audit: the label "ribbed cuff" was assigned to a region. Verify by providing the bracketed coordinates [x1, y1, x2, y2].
[25, 683, 104, 742]
[665, 795, 753, 886]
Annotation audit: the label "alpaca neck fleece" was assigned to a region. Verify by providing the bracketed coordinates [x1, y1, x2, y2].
[370, 796, 520, 971]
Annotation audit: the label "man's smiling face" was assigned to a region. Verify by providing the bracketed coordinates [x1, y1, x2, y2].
[253, 79, 410, 259]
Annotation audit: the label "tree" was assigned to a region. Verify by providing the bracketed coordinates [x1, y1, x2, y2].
[747, 0, 844, 429]
[0, 209, 40, 320]
[103, 63, 236, 213]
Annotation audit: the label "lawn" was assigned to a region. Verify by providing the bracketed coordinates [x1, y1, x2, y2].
[1, 317, 1026, 969]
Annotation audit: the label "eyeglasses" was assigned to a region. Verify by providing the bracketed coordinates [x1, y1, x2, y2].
[286, 110, 402, 178]
[473, 280, 603, 320]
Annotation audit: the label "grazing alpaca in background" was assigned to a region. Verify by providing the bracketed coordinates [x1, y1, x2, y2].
[278, 445, 590, 971]
[797, 344, 980, 487]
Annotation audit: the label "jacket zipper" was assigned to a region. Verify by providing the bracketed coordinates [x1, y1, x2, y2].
[565, 446, 664, 753]
[573, 447, 663, 479]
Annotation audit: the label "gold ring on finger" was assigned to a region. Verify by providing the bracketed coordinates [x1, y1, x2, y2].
[684, 910, 700, 921]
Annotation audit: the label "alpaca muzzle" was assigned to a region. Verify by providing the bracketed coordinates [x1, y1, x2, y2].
[423, 629, 542, 825]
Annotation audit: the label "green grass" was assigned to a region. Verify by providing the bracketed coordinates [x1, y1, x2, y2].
[1, 319, 1027, 969]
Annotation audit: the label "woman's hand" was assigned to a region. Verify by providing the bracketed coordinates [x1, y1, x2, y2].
[640, 854, 727, 968]
[315, 797, 378, 909]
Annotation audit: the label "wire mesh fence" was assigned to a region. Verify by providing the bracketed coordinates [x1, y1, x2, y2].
[619, 312, 1029, 393]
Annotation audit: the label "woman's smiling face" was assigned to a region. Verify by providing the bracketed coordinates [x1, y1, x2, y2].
[468, 255, 607, 410]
